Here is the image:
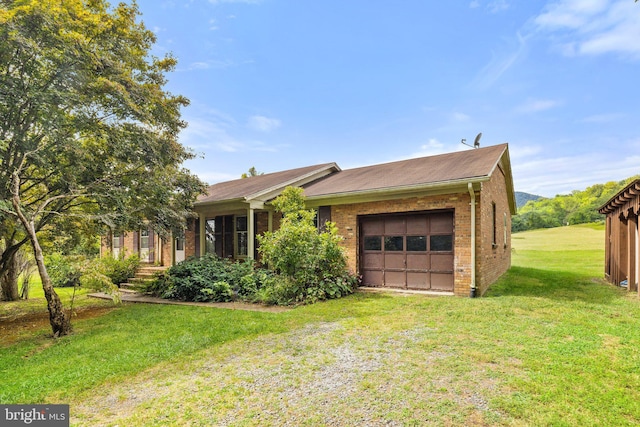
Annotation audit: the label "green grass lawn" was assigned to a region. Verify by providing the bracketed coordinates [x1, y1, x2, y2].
[1, 223, 640, 426]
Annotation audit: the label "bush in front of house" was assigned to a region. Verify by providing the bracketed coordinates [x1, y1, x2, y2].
[149, 254, 272, 303]
[45, 251, 140, 288]
[45, 253, 83, 287]
[256, 186, 358, 305]
[95, 253, 140, 286]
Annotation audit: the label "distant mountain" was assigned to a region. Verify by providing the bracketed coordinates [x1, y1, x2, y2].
[515, 191, 543, 208]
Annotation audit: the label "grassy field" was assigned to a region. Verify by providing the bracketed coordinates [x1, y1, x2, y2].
[1, 224, 640, 426]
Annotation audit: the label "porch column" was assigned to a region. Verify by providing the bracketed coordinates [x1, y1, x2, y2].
[629, 212, 638, 293]
[199, 214, 206, 257]
[268, 210, 273, 231]
[247, 207, 255, 260]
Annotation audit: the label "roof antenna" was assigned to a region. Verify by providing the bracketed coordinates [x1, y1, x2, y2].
[461, 132, 482, 149]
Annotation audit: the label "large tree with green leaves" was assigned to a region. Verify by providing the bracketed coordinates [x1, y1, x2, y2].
[0, 0, 205, 336]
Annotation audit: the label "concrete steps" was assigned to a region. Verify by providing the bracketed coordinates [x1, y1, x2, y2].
[120, 265, 169, 291]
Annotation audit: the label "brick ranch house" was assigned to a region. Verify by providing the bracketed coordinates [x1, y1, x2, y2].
[103, 143, 516, 297]
[598, 179, 640, 296]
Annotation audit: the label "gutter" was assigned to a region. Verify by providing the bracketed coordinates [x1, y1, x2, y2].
[305, 176, 489, 205]
[468, 182, 477, 298]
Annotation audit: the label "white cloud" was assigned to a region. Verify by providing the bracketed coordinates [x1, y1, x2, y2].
[182, 59, 236, 71]
[509, 144, 543, 160]
[410, 139, 453, 158]
[180, 111, 284, 157]
[452, 112, 470, 122]
[209, 19, 218, 31]
[512, 148, 640, 196]
[248, 115, 282, 132]
[534, 0, 640, 58]
[516, 98, 562, 114]
[579, 113, 625, 123]
[488, 0, 510, 14]
[469, 1, 480, 9]
[472, 31, 528, 90]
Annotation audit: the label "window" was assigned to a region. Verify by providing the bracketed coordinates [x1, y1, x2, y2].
[316, 206, 332, 231]
[406, 236, 427, 251]
[205, 218, 216, 255]
[206, 216, 236, 258]
[236, 216, 248, 257]
[503, 213, 508, 248]
[140, 229, 149, 250]
[384, 236, 404, 251]
[112, 233, 122, 258]
[364, 236, 382, 251]
[492, 202, 497, 247]
[430, 235, 453, 252]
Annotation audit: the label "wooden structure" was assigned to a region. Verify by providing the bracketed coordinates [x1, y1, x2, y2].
[598, 179, 640, 294]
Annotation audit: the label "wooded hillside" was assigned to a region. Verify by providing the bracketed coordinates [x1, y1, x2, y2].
[512, 176, 639, 232]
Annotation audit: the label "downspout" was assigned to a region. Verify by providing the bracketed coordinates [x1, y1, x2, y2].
[468, 182, 477, 298]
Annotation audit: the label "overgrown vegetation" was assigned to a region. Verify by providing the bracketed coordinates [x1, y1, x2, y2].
[44, 253, 140, 301]
[257, 187, 358, 304]
[512, 175, 639, 231]
[150, 187, 357, 306]
[149, 255, 273, 303]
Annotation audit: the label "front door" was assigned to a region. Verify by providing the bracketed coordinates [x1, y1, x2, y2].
[139, 229, 154, 263]
[175, 237, 185, 263]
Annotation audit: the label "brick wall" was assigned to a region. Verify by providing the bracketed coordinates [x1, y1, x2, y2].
[101, 229, 175, 266]
[476, 167, 512, 294]
[330, 193, 474, 296]
[184, 218, 198, 259]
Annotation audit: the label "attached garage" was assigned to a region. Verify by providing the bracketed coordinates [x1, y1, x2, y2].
[360, 211, 454, 291]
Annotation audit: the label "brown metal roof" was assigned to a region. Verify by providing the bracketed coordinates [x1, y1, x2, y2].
[196, 163, 338, 204]
[304, 144, 509, 198]
[598, 179, 640, 215]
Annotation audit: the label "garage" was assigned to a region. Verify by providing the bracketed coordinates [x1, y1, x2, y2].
[360, 211, 454, 291]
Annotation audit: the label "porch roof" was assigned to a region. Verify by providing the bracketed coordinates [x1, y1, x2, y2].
[195, 163, 340, 205]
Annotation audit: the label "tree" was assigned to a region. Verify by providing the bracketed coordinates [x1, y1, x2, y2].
[0, 0, 205, 336]
[241, 166, 263, 179]
[257, 187, 356, 304]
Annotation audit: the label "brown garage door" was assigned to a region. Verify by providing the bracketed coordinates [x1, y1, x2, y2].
[360, 211, 454, 291]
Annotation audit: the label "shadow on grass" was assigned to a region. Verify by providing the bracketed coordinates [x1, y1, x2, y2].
[486, 266, 623, 305]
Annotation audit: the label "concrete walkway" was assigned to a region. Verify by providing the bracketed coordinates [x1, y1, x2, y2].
[88, 290, 291, 313]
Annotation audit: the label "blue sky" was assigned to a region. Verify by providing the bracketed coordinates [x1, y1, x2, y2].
[136, 0, 640, 197]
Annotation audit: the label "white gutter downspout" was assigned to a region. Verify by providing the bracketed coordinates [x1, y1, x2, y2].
[468, 182, 477, 298]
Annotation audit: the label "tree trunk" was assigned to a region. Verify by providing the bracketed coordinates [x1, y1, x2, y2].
[0, 250, 20, 301]
[11, 175, 71, 337]
[30, 227, 71, 337]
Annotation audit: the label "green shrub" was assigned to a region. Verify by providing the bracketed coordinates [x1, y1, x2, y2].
[44, 253, 83, 287]
[96, 253, 140, 286]
[79, 269, 121, 304]
[256, 186, 357, 305]
[149, 255, 270, 303]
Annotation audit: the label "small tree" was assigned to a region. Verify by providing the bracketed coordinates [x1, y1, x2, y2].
[241, 166, 263, 179]
[0, 0, 205, 336]
[257, 187, 356, 304]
